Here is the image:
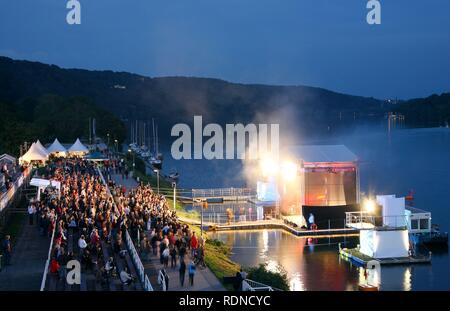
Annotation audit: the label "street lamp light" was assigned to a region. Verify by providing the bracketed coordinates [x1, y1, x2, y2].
[114, 139, 118, 153]
[128, 149, 135, 176]
[153, 169, 160, 194]
[359, 197, 376, 228]
[364, 198, 376, 213]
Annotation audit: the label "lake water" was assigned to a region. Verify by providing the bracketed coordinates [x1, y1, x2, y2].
[163, 127, 450, 290]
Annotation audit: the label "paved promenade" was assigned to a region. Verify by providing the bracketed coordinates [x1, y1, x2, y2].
[0, 215, 50, 290]
[110, 173, 225, 291]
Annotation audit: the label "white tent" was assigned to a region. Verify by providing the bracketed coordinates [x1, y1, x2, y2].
[68, 138, 89, 154]
[19, 143, 48, 164]
[35, 140, 50, 157]
[47, 138, 67, 154]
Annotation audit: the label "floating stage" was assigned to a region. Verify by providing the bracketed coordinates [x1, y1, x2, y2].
[339, 246, 432, 266]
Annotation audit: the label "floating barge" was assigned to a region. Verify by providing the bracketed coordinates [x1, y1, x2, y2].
[339, 245, 431, 265]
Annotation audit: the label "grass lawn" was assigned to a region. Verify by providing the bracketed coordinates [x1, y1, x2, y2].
[180, 221, 240, 290]
[344, 248, 373, 262]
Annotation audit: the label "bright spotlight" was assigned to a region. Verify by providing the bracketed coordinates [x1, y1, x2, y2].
[260, 157, 278, 177]
[364, 198, 376, 213]
[281, 161, 297, 182]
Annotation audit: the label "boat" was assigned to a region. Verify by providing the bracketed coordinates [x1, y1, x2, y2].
[410, 226, 448, 246]
[149, 118, 163, 170]
[168, 171, 179, 183]
[150, 156, 162, 170]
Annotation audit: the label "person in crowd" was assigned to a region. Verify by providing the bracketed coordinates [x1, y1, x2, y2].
[50, 257, 60, 275]
[78, 235, 87, 256]
[179, 259, 186, 287]
[170, 245, 177, 268]
[162, 246, 170, 268]
[190, 232, 198, 258]
[188, 260, 196, 286]
[1, 235, 12, 266]
[239, 268, 248, 291]
[28, 203, 36, 225]
[57, 247, 69, 280]
[120, 267, 134, 286]
[104, 257, 115, 278]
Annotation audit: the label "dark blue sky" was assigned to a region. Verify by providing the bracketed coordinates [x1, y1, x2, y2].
[1, 0, 449, 99]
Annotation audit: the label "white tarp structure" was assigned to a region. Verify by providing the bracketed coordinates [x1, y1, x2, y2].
[35, 140, 50, 157]
[68, 138, 89, 154]
[19, 143, 48, 164]
[47, 138, 67, 154]
[30, 178, 61, 190]
[376, 194, 407, 228]
[257, 176, 279, 202]
[360, 229, 409, 259]
[30, 178, 61, 200]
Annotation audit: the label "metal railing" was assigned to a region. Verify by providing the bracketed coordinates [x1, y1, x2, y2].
[157, 269, 167, 291]
[98, 168, 153, 291]
[40, 216, 58, 291]
[192, 187, 254, 199]
[124, 230, 153, 291]
[242, 279, 282, 291]
[345, 211, 408, 230]
[0, 167, 32, 212]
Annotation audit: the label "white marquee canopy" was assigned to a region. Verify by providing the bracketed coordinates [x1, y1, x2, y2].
[35, 140, 49, 157]
[68, 138, 89, 154]
[19, 143, 48, 164]
[47, 138, 67, 154]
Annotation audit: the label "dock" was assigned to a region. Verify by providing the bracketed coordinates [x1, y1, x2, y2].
[339, 246, 432, 265]
[178, 217, 360, 238]
[192, 188, 254, 202]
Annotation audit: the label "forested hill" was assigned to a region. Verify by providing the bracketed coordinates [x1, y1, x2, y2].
[393, 93, 450, 128]
[1, 56, 449, 154]
[0, 56, 385, 138]
[0, 95, 126, 156]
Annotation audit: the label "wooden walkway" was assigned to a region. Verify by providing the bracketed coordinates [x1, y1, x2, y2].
[179, 217, 360, 238]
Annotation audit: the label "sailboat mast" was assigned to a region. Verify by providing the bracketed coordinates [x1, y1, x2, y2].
[156, 124, 159, 155]
[152, 118, 156, 154]
[143, 122, 146, 148]
[135, 120, 138, 145]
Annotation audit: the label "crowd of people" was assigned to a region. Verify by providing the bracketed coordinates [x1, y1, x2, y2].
[24, 157, 205, 290]
[1, 159, 24, 193]
[111, 181, 205, 288]
[29, 159, 135, 286]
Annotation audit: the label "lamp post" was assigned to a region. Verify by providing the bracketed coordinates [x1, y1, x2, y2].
[114, 139, 118, 153]
[153, 169, 160, 194]
[172, 182, 177, 211]
[128, 149, 135, 177]
[201, 201, 208, 237]
[107, 133, 110, 146]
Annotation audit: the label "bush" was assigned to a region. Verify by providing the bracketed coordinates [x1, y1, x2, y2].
[246, 263, 290, 291]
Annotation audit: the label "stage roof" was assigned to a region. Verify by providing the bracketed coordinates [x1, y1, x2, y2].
[288, 145, 358, 163]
